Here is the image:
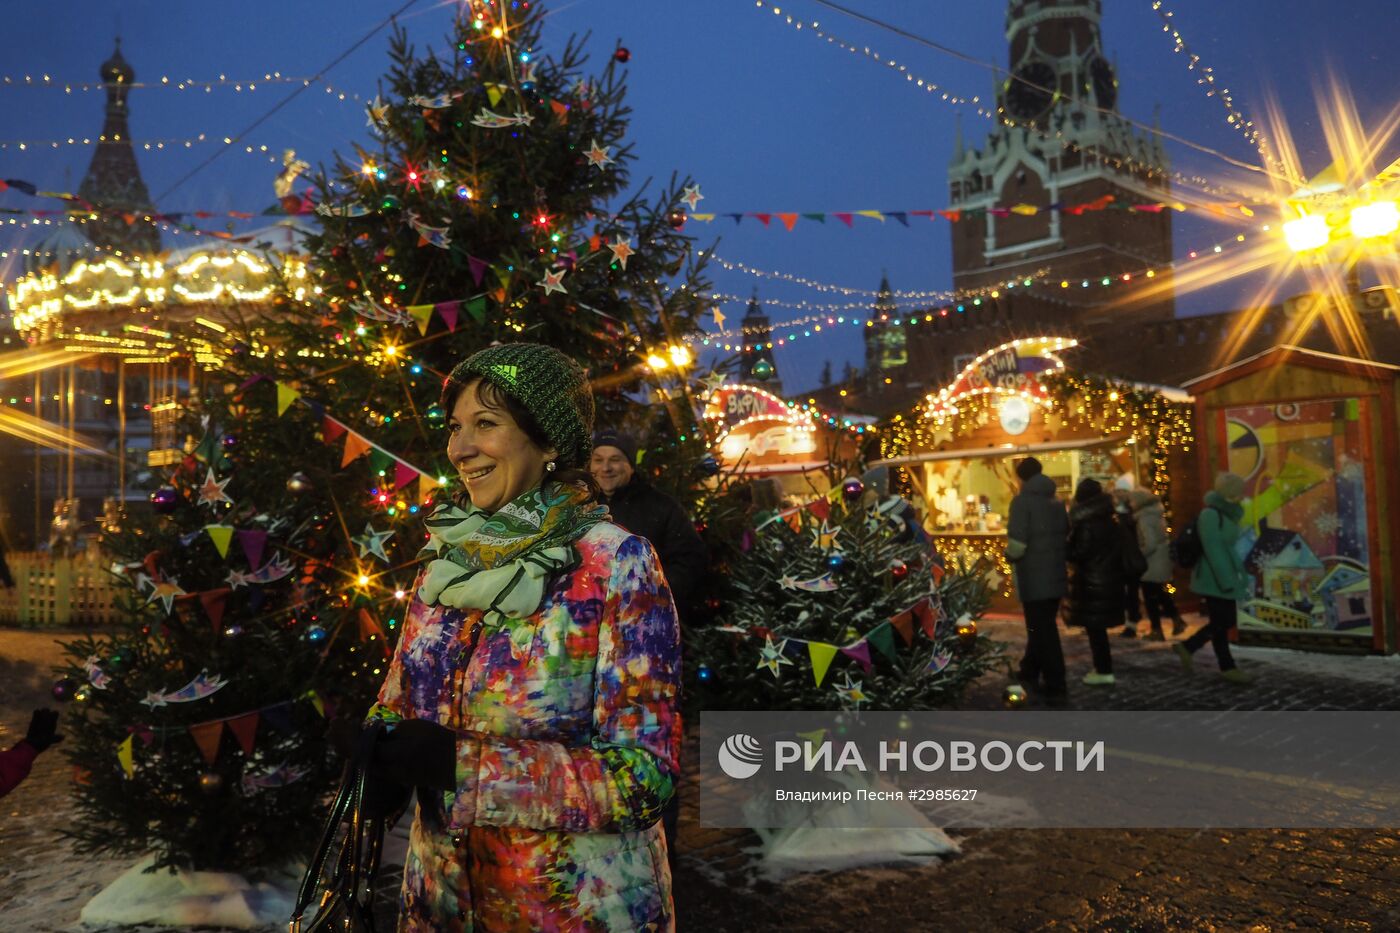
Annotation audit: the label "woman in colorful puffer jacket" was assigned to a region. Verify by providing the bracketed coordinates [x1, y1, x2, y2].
[365, 343, 681, 932]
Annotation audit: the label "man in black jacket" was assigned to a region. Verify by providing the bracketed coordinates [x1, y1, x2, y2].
[591, 430, 706, 867]
[590, 430, 707, 621]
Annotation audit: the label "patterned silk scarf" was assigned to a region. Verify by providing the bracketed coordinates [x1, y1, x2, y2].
[417, 483, 608, 624]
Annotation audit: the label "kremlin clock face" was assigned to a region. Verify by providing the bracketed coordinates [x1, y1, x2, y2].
[1090, 56, 1118, 109]
[1006, 62, 1056, 120]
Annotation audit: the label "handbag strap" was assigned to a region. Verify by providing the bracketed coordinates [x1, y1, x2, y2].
[290, 721, 387, 933]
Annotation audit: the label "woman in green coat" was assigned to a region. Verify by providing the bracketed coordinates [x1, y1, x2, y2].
[1173, 473, 1254, 684]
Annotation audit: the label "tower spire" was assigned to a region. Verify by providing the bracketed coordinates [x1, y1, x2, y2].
[77, 39, 160, 256]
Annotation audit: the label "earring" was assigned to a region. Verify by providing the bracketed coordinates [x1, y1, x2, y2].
[546, 461, 557, 473]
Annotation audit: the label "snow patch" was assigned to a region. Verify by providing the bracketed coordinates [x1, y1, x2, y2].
[79, 855, 299, 929]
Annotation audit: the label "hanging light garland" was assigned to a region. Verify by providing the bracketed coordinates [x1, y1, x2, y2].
[698, 222, 1263, 352]
[751, 0, 1263, 202]
[1148, 0, 1279, 174]
[0, 133, 282, 163]
[0, 72, 367, 103]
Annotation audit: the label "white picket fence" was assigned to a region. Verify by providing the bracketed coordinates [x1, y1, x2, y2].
[0, 549, 124, 626]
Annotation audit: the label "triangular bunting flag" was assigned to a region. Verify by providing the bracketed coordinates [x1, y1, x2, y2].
[200, 587, 231, 631]
[367, 448, 394, 479]
[276, 383, 300, 416]
[912, 598, 937, 639]
[1010, 203, 1039, 216]
[890, 609, 915, 645]
[236, 529, 267, 569]
[204, 525, 234, 559]
[193, 432, 219, 464]
[806, 499, 830, 521]
[468, 255, 489, 285]
[856, 210, 885, 221]
[407, 304, 434, 336]
[833, 212, 854, 227]
[303, 689, 327, 718]
[418, 474, 440, 502]
[466, 296, 487, 324]
[358, 609, 389, 652]
[437, 300, 460, 332]
[486, 84, 504, 107]
[394, 461, 419, 490]
[802, 213, 826, 223]
[808, 641, 839, 686]
[323, 416, 347, 442]
[753, 213, 771, 226]
[492, 288, 506, 303]
[867, 623, 898, 662]
[117, 734, 135, 779]
[840, 640, 873, 673]
[937, 209, 962, 222]
[777, 213, 799, 231]
[188, 721, 224, 765]
[888, 211, 909, 226]
[341, 433, 372, 467]
[495, 267, 512, 289]
[227, 713, 259, 756]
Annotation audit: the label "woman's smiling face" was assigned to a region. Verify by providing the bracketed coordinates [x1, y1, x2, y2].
[446, 379, 556, 513]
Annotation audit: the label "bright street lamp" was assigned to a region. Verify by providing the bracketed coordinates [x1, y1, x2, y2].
[1283, 213, 1330, 253]
[1349, 201, 1400, 240]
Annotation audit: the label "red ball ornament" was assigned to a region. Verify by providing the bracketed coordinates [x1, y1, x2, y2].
[614, 47, 631, 63]
[890, 560, 909, 581]
[668, 210, 687, 230]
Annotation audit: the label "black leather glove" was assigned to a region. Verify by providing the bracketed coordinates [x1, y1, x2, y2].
[369, 719, 457, 793]
[24, 709, 62, 753]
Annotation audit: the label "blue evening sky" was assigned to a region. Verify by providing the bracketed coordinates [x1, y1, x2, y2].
[1, 1, 1395, 392]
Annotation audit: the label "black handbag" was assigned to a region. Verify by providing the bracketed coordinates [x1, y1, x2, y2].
[289, 721, 390, 933]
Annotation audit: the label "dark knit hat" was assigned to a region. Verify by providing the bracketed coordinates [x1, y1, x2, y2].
[1014, 456, 1043, 481]
[593, 429, 639, 466]
[445, 343, 594, 468]
[1074, 477, 1103, 503]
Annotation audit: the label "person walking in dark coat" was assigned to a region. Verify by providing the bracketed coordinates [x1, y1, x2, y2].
[1112, 487, 1146, 639]
[1173, 472, 1255, 684]
[1066, 478, 1126, 685]
[590, 430, 708, 622]
[1005, 457, 1069, 705]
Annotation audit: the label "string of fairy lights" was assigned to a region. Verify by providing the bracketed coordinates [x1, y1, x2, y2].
[750, 0, 1267, 203]
[0, 71, 367, 103]
[700, 221, 1266, 352]
[1147, 0, 1279, 174]
[0, 134, 285, 163]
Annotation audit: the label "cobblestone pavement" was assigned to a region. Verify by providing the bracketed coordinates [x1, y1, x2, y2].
[4, 621, 1400, 931]
[673, 615, 1400, 932]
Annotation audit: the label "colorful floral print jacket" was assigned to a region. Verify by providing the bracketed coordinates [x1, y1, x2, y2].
[369, 521, 682, 931]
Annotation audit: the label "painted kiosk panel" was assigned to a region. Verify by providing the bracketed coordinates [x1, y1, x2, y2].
[1184, 346, 1400, 654]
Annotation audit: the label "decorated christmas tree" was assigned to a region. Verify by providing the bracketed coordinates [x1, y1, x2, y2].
[687, 478, 1003, 712]
[57, 0, 713, 877]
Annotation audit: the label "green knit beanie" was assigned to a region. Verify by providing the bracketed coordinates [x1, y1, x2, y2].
[444, 343, 595, 468]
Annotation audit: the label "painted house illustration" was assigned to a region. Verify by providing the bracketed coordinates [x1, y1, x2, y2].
[1311, 560, 1372, 631]
[1244, 524, 1324, 607]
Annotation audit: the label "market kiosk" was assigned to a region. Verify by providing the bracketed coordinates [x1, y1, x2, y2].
[873, 337, 1198, 601]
